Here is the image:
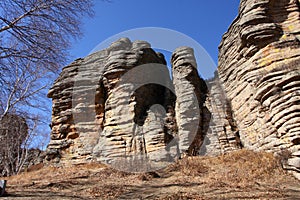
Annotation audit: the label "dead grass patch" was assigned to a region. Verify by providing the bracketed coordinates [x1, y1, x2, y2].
[169, 156, 209, 176]
[207, 149, 285, 185]
[86, 184, 128, 198]
[155, 192, 206, 200]
[4, 149, 300, 199]
[7, 162, 108, 186]
[169, 149, 291, 188]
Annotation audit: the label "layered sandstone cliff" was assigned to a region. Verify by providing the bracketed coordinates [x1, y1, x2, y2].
[46, 0, 300, 179]
[47, 38, 225, 170]
[218, 0, 300, 178]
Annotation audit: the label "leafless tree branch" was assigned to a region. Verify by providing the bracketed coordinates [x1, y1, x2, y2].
[0, 0, 94, 176]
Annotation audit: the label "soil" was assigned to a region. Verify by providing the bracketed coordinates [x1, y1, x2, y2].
[3, 150, 300, 199]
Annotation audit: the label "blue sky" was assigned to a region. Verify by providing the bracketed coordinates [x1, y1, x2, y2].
[69, 0, 241, 79]
[37, 0, 241, 149]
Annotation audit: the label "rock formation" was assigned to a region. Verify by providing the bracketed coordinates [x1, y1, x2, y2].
[47, 38, 217, 170]
[202, 75, 241, 155]
[218, 0, 300, 179]
[171, 47, 208, 156]
[46, 0, 300, 179]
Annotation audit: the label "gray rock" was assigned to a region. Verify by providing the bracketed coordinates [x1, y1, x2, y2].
[171, 47, 208, 156]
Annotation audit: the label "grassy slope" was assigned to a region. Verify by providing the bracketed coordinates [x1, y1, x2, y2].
[5, 150, 300, 199]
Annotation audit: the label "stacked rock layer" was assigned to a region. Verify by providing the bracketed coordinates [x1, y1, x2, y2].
[47, 38, 230, 170]
[47, 0, 300, 179]
[218, 0, 300, 178]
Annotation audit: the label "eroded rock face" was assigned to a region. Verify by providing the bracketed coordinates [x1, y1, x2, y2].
[202, 75, 241, 155]
[46, 38, 211, 168]
[46, 0, 300, 179]
[92, 39, 176, 168]
[218, 0, 300, 178]
[171, 47, 209, 155]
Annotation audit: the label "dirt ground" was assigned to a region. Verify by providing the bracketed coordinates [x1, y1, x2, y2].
[3, 150, 300, 199]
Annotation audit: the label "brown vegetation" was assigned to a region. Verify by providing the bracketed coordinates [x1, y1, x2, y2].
[169, 149, 289, 188]
[4, 150, 300, 199]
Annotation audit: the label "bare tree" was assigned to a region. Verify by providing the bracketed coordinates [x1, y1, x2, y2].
[0, 114, 28, 176]
[0, 112, 50, 176]
[0, 0, 94, 175]
[0, 0, 94, 119]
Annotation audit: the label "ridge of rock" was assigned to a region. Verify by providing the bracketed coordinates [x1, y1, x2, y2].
[46, 0, 300, 179]
[46, 38, 219, 169]
[218, 0, 300, 179]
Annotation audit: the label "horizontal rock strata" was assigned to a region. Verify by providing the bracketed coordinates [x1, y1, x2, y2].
[202, 75, 241, 155]
[218, 0, 300, 178]
[171, 47, 208, 156]
[46, 0, 300, 179]
[46, 38, 214, 169]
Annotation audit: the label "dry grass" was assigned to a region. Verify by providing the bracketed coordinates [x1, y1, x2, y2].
[155, 192, 206, 200]
[7, 162, 142, 199]
[169, 156, 209, 176]
[85, 184, 128, 198]
[4, 149, 300, 199]
[8, 163, 107, 185]
[169, 149, 289, 188]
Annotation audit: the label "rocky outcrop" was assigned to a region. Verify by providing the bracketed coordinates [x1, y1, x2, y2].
[218, 0, 300, 178]
[46, 38, 214, 169]
[47, 59, 81, 162]
[92, 39, 177, 170]
[46, 0, 300, 179]
[171, 47, 209, 155]
[202, 75, 241, 155]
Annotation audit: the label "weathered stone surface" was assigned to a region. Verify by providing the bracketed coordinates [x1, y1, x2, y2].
[218, 0, 300, 178]
[46, 38, 211, 168]
[92, 39, 176, 168]
[202, 75, 241, 155]
[46, 58, 82, 163]
[171, 47, 208, 156]
[46, 0, 300, 179]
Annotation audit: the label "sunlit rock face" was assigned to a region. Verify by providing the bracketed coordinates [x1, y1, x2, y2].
[218, 0, 300, 178]
[202, 75, 242, 155]
[171, 47, 208, 156]
[46, 38, 213, 169]
[46, 0, 300, 179]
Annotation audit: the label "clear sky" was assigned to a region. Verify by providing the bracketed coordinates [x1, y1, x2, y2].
[38, 0, 242, 149]
[69, 0, 241, 79]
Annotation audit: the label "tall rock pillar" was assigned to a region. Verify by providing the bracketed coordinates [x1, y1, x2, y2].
[171, 47, 208, 156]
